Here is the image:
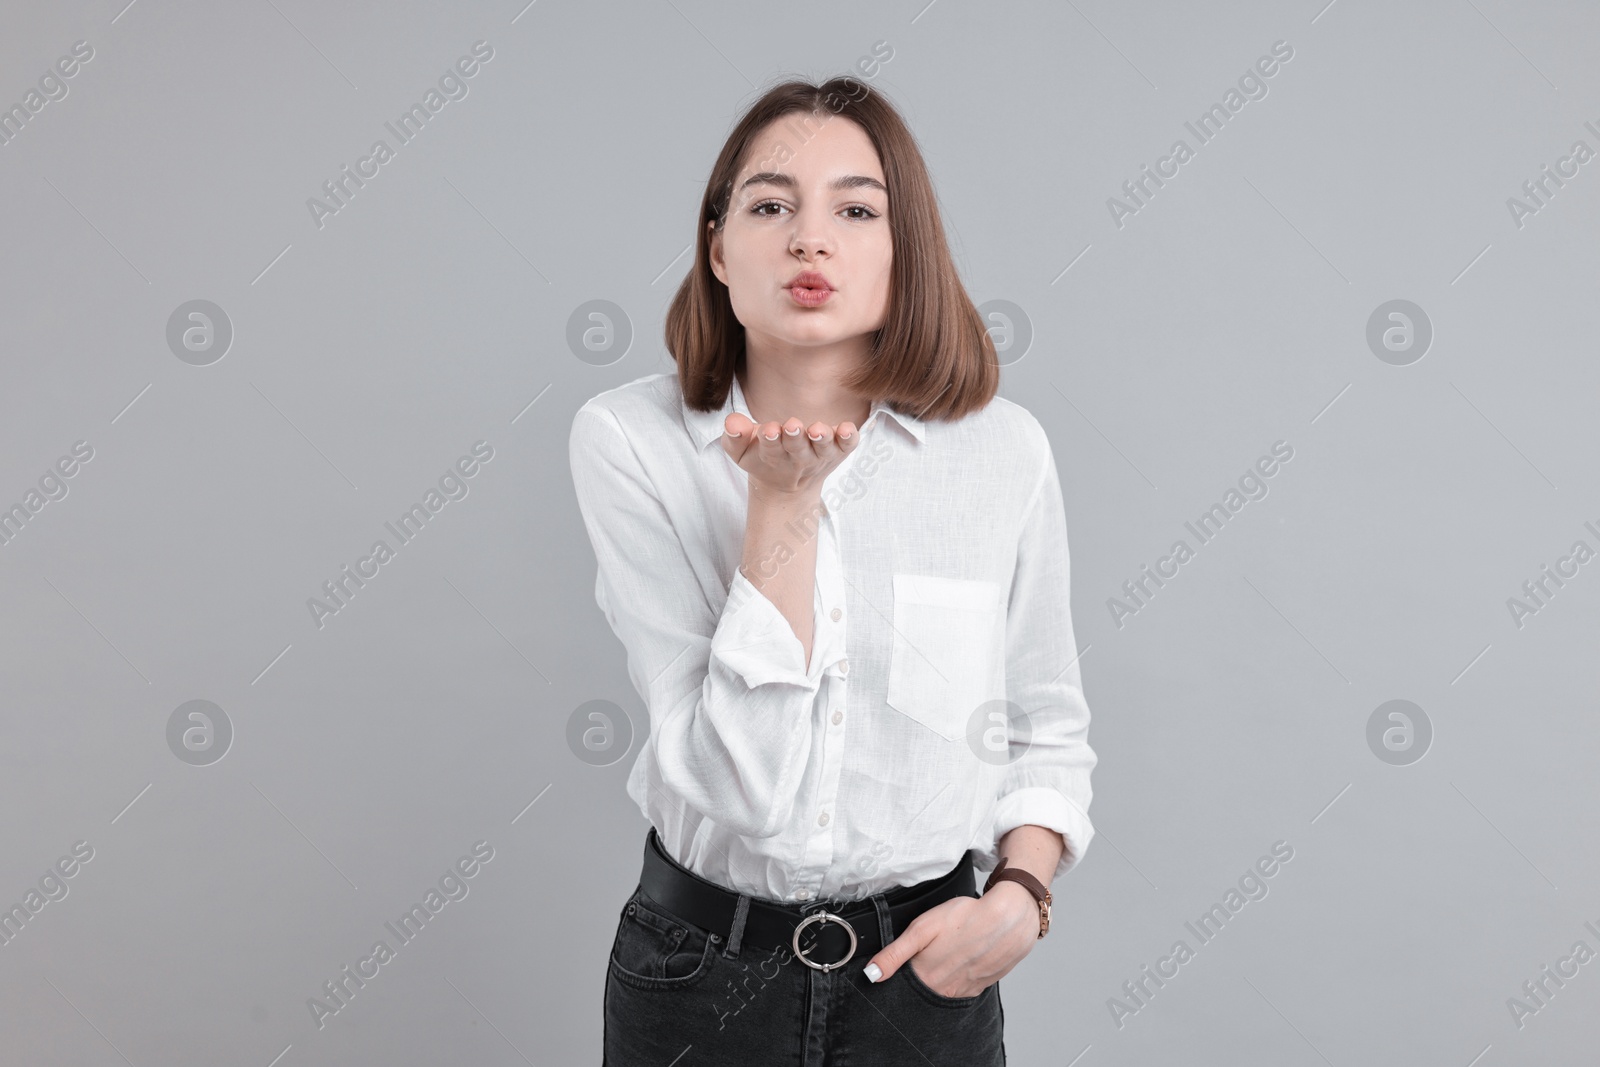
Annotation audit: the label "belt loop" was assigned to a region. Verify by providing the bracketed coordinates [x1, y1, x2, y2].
[722, 892, 751, 959]
[871, 892, 895, 948]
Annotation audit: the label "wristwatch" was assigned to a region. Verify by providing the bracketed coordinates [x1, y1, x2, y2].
[983, 855, 1052, 939]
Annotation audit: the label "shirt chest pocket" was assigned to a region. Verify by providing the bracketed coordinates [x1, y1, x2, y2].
[885, 574, 1003, 742]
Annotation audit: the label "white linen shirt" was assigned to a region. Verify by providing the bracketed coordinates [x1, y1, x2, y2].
[568, 370, 1096, 902]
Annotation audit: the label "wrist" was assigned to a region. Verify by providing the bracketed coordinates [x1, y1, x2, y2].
[748, 483, 822, 509]
[984, 855, 1054, 939]
[984, 878, 1038, 916]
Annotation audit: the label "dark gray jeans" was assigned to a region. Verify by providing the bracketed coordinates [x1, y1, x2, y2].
[602, 881, 1007, 1065]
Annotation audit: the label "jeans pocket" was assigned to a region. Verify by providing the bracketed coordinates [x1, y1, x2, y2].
[608, 887, 718, 990]
[900, 955, 990, 1008]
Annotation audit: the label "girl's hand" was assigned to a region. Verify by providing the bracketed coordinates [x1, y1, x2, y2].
[862, 884, 1041, 998]
[720, 412, 860, 498]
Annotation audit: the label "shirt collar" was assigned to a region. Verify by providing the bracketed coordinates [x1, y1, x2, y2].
[683, 371, 927, 451]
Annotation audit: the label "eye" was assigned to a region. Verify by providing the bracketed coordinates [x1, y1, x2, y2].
[747, 200, 882, 220]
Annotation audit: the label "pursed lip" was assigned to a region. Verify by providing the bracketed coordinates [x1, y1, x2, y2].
[786, 270, 834, 291]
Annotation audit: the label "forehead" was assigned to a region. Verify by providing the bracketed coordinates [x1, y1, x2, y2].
[736, 113, 884, 184]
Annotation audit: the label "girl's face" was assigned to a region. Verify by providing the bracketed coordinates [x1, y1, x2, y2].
[709, 114, 893, 358]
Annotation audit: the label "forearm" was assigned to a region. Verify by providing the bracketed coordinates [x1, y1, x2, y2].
[740, 484, 827, 670]
[996, 823, 1065, 891]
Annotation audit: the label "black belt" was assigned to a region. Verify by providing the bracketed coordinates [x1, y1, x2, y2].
[637, 826, 976, 972]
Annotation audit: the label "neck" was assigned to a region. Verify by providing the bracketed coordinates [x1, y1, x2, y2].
[736, 346, 873, 431]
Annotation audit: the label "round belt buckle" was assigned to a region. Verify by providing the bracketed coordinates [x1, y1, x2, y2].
[792, 909, 858, 972]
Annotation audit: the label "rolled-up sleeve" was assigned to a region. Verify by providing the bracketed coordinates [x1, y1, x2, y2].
[988, 427, 1097, 884]
[568, 403, 828, 839]
[715, 567, 835, 690]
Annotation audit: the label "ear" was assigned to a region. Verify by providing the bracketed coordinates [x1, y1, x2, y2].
[707, 221, 726, 286]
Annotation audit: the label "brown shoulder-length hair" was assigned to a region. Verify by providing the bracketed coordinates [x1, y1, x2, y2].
[665, 76, 998, 423]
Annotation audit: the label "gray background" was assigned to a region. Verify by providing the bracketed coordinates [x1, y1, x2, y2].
[2, 0, 1597, 1063]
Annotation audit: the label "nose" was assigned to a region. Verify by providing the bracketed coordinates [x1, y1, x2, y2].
[788, 204, 833, 260]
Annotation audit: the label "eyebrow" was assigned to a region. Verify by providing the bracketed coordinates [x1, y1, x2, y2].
[738, 172, 888, 195]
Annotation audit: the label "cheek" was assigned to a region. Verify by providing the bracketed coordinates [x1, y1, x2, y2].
[716, 243, 763, 322]
[722, 227, 780, 284]
[863, 234, 893, 289]
[859, 251, 893, 314]
[724, 277, 758, 327]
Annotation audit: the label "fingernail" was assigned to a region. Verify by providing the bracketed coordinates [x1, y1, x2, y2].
[863, 962, 882, 983]
[840, 429, 854, 440]
[808, 431, 824, 440]
[764, 430, 779, 441]
[725, 427, 739, 437]
[785, 425, 800, 436]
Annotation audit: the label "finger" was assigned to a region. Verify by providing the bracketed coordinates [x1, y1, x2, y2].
[862, 915, 937, 983]
[752, 420, 784, 465]
[778, 417, 809, 456]
[804, 421, 836, 459]
[836, 421, 860, 453]
[754, 420, 783, 448]
[720, 412, 756, 460]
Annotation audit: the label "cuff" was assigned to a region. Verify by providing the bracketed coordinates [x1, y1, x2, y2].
[979, 786, 1096, 885]
[712, 569, 836, 690]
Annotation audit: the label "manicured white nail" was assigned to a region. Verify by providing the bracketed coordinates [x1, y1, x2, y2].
[785, 425, 800, 435]
[808, 431, 824, 440]
[863, 962, 882, 983]
[725, 427, 739, 437]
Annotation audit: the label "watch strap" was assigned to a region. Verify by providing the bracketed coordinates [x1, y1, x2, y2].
[983, 856, 1053, 938]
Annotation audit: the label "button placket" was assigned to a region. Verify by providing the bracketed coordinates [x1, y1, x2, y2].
[808, 521, 847, 881]
[826, 564, 845, 727]
[795, 503, 846, 898]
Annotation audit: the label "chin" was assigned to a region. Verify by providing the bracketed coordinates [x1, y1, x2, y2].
[778, 327, 854, 347]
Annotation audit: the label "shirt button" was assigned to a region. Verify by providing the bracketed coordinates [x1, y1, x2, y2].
[817, 810, 830, 826]
[838, 658, 849, 676]
[795, 888, 811, 901]
[831, 709, 843, 725]
[830, 607, 842, 622]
